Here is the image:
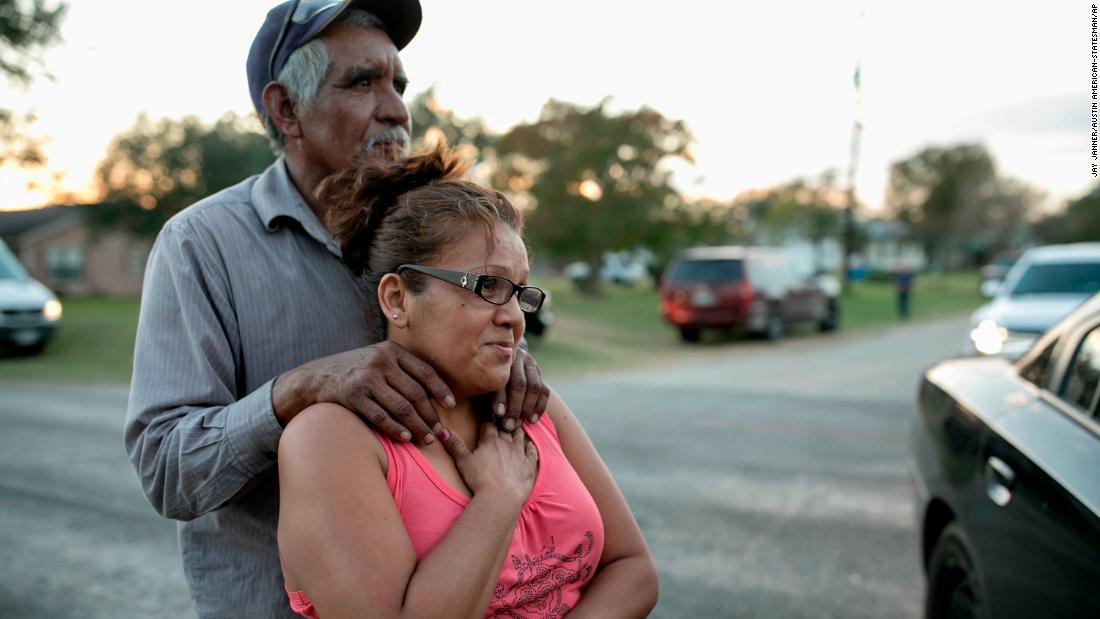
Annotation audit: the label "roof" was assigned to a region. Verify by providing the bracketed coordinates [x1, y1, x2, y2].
[1021, 243, 1100, 264]
[0, 206, 82, 242]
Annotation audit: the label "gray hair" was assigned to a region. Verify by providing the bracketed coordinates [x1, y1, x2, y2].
[262, 9, 387, 153]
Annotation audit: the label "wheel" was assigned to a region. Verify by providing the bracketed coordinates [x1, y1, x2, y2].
[763, 309, 783, 341]
[925, 523, 984, 619]
[679, 326, 701, 343]
[818, 299, 838, 332]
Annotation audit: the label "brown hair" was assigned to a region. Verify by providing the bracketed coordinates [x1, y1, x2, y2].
[319, 141, 524, 340]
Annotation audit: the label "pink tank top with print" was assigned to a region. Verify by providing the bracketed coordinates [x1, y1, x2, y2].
[286, 413, 605, 618]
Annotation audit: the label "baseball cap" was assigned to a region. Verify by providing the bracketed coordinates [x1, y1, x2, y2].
[247, 0, 422, 117]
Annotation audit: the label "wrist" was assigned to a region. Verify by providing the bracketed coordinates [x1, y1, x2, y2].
[272, 366, 317, 427]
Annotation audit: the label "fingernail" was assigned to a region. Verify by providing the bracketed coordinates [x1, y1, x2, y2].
[423, 434, 434, 445]
[504, 418, 516, 431]
[444, 395, 456, 408]
[440, 429, 450, 441]
[432, 423, 443, 435]
[496, 403, 506, 417]
[400, 430, 412, 442]
[530, 414, 539, 424]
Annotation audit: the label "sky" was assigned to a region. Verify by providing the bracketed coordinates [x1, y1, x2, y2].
[0, 0, 1092, 213]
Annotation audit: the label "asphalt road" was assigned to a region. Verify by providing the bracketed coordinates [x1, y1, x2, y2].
[0, 316, 967, 618]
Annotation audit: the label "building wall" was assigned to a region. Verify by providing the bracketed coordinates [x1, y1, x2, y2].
[18, 222, 149, 297]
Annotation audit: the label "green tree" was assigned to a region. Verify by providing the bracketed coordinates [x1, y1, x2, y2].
[494, 98, 693, 293]
[884, 144, 998, 268]
[92, 113, 274, 235]
[408, 86, 495, 156]
[0, 0, 67, 165]
[1033, 184, 1100, 244]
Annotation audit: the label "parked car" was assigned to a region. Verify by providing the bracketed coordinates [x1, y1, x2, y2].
[0, 238, 61, 353]
[978, 249, 1022, 293]
[523, 288, 554, 337]
[564, 250, 651, 287]
[968, 243, 1100, 358]
[659, 246, 838, 342]
[912, 291, 1100, 619]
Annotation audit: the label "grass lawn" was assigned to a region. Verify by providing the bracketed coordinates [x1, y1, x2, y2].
[1, 272, 983, 384]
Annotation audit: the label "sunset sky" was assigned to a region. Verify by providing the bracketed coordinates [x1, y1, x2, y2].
[0, 0, 1091, 212]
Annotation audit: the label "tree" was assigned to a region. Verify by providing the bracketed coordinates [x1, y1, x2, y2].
[0, 0, 68, 165]
[92, 113, 274, 236]
[494, 98, 693, 293]
[1033, 184, 1100, 244]
[885, 144, 1003, 268]
[408, 86, 495, 157]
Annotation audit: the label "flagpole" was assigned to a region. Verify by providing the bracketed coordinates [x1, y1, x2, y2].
[842, 12, 864, 292]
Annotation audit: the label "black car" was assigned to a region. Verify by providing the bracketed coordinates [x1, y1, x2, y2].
[911, 293, 1100, 618]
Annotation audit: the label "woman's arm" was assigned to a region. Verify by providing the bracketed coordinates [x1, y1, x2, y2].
[546, 389, 659, 618]
[277, 403, 537, 619]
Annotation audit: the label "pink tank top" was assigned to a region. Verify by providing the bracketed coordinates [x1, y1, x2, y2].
[287, 414, 605, 618]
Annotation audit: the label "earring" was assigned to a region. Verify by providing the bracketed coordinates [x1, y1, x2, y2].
[392, 312, 399, 320]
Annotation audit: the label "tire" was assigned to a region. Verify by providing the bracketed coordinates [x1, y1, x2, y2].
[679, 326, 701, 343]
[925, 523, 984, 619]
[818, 299, 838, 332]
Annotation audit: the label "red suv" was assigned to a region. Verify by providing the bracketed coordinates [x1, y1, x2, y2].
[659, 246, 838, 342]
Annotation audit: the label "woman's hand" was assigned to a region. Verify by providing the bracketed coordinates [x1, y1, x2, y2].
[440, 421, 538, 503]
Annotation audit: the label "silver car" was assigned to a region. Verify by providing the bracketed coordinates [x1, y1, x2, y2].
[968, 243, 1100, 358]
[0, 238, 61, 353]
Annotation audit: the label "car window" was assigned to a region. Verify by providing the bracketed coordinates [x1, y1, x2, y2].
[1010, 262, 1100, 296]
[669, 259, 743, 283]
[1020, 340, 1056, 389]
[0, 242, 29, 280]
[1061, 327, 1100, 414]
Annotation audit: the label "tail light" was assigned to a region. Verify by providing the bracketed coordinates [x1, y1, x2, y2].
[737, 280, 755, 305]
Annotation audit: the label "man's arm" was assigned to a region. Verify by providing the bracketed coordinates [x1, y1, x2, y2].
[124, 219, 282, 520]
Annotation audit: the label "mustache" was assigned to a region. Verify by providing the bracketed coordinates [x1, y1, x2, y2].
[364, 126, 411, 155]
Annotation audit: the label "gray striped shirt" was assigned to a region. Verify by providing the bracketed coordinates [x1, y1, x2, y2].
[124, 160, 375, 618]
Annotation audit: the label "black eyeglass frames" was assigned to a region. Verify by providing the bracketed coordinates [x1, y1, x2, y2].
[396, 264, 546, 314]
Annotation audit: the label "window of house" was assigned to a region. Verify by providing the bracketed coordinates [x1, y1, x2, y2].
[1061, 327, 1100, 415]
[45, 245, 83, 283]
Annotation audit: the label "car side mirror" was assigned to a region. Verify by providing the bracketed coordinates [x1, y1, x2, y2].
[980, 278, 1002, 298]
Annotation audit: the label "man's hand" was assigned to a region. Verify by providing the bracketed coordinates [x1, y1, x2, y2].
[272, 340, 454, 445]
[490, 347, 549, 431]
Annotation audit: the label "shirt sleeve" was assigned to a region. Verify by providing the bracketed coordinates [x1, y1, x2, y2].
[123, 216, 284, 521]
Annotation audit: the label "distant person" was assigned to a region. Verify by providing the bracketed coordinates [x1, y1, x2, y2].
[895, 264, 914, 320]
[123, 2, 546, 616]
[278, 143, 658, 618]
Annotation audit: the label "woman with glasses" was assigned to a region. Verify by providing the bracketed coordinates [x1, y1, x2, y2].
[277, 142, 658, 618]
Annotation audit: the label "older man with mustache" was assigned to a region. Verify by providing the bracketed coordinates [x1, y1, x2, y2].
[123, 1, 547, 616]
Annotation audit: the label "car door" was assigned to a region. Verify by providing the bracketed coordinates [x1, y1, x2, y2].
[969, 323, 1100, 618]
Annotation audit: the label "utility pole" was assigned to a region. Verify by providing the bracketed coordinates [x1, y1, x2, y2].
[842, 12, 864, 293]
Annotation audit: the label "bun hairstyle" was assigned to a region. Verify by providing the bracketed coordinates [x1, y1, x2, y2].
[318, 140, 524, 341]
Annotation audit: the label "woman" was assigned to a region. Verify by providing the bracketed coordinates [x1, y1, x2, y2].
[277, 142, 658, 618]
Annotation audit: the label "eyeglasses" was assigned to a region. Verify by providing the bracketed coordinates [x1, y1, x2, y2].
[397, 264, 546, 314]
[268, 0, 342, 82]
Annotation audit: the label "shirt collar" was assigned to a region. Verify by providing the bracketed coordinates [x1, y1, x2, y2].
[251, 158, 342, 257]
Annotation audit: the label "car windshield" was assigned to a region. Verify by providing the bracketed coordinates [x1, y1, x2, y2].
[1009, 262, 1100, 296]
[0, 242, 29, 281]
[669, 259, 743, 283]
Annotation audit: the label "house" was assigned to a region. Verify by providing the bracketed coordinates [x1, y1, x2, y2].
[0, 205, 151, 297]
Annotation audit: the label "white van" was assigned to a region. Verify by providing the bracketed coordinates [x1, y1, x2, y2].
[0, 238, 62, 353]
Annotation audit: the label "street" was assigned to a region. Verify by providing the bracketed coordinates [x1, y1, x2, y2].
[0, 316, 966, 618]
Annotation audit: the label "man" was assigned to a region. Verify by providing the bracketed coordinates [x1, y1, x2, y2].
[124, 1, 547, 616]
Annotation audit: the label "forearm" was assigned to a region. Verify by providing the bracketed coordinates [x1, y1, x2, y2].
[272, 364, 317, 427]
[399, 490, 523, 619]
[567, 554, 659, 618]
[125, 379, 282, 519]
